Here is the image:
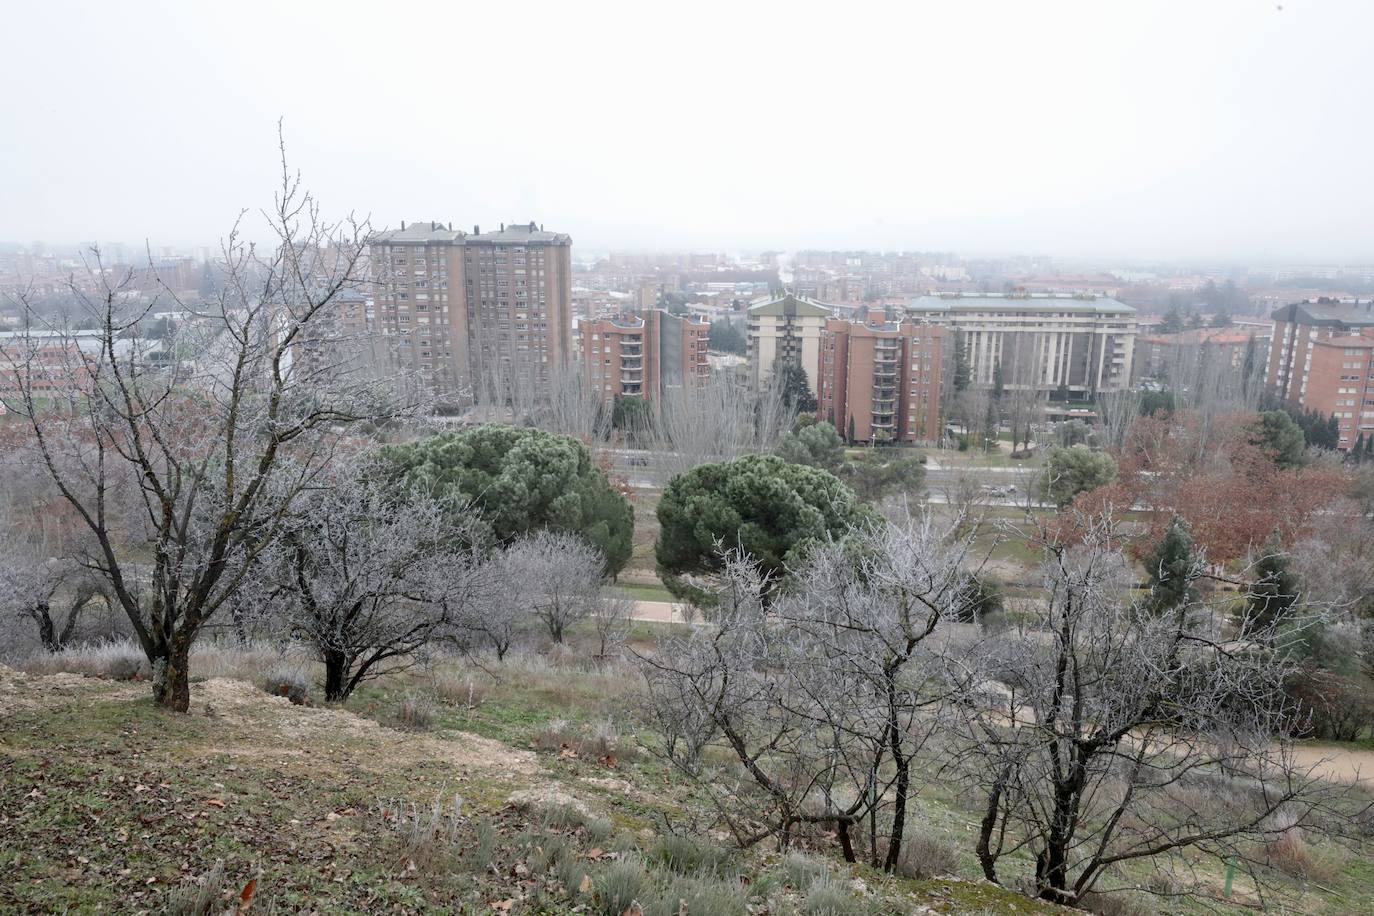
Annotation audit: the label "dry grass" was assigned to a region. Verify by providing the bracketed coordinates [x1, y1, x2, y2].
[20, 640, 147, 680]
[396, 692, 436, 730]
[19, 638, 314, 686]
[433, 672, 488, 710]
[895, 829, 962, 880]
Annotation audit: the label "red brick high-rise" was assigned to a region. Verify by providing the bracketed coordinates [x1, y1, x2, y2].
[817, 317, 945, 444]
[1266, 299, 1374, 450]
[578, 309, 709, 403]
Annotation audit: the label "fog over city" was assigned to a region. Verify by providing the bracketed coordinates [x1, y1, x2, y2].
[2, 0, 1371, 259]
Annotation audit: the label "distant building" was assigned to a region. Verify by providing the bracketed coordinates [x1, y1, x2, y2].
[1303, 335, 1374, 449]
[368, 220, 573, 400]
[904, 293, 1137, 395]
[817, 317, 945, 444]
[1266, 299, 1374, 405]
[578, 309, 709, 403]
[1130, 326, 1269, 387]
[747, 292, 833, 396]
[1266, 299, 1374, 450]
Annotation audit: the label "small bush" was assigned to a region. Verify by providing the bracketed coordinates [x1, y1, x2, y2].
[801, 877, 865, 916]
[593, 858, 652, 916]
[646, 874, 747, 916]
[777, 852, 827, 890]
[895, 830, 961, 880]
[651, 833, 734, 876]
[166, 859, 226, 916]
[585, 816, 614, 844]
[396, 692, 435, 730]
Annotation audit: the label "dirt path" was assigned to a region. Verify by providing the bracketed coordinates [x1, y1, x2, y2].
[1287, 742, 1374, 785]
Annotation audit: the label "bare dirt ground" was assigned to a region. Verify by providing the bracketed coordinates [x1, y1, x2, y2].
[0, 664, 538, 779]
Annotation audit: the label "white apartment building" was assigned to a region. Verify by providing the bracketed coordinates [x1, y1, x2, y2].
[904, 294, 1137, 395]
[746, 292, 832, 396]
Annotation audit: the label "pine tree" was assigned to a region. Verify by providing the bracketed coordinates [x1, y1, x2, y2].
[1143, 516, 1200, 616]
[1240, 333, 1258, 401]
[777, 361, 818, 414]
[952, 332, 971, 392]
[992, 360, 1005, 400]
[1243, 533, 1300, 639]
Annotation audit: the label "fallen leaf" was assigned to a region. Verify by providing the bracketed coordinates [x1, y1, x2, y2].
[579, 873, 593, 893]
[205, 798, 226, 808]
[489, 899, 515, 913]
[599, 754, 618, 769]
[585, 848, 604, 860]
[620, 906, 643, 916]
[238, 876, 257, 910]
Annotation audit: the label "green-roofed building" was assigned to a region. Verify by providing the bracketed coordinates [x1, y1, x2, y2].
[904, 293, 1138, 395]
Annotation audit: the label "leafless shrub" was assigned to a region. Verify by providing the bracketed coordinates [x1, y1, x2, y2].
[591, 590, 636, 658]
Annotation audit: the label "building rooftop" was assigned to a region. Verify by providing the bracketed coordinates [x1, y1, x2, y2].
[747, 291, 833, 318]
[1270, 299, 1374, 328]
[467, 222, 571, 245]
[370, 221, 465, 244]
[906, 293, 1135, 315]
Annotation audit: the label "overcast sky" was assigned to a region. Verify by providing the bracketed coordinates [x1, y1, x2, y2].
[1, 0, 1370, 261]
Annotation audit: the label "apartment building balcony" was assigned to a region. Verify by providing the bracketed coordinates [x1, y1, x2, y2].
[621, 383, 643, 396]
[621, 372, 643, 384]
[620, 357, 642, 369]
[871, 414, 895, 430]
[871, 397, 896, 412]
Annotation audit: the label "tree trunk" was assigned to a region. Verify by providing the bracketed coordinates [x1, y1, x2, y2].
[150, 638, 191, 712]
[976, 775, 1005, 883]
[323, 648, 349, 701]
[33, 602, 58, 652]
[836, 818, 856, 863]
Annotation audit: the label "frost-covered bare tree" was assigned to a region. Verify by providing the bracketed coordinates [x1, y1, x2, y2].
[0, 446, 111, 652]
[949, 509, 1358, 908]
[459, 550, 526, 661]
[503, 529, 603, 644]
[642, 372, 797, 485]
[269, 460, 487, 701]
[0, 131, 411, 710]
[641, 514, 977, 870]
[590, 589, 635, 658]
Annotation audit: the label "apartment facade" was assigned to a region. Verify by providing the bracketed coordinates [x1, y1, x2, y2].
[1265, 299, 1374, 407]
[1302, 335, 1374, 449]
[1129, 326, 1269, 387]
[817, 318, 945, 444]
[903, 294, 1137, 395]
[747, 292, 832, 396]
[578, 309, 709, 403]
[368, 221, 572, 400]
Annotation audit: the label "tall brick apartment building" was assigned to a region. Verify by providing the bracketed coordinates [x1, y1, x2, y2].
[1266, 299, 1374, 449]
[368, 221, 572, 399]
[578, 310, 709, 402]
[817, 318, 945, 444]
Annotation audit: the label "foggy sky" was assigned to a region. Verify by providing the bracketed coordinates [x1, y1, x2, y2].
[1, 0, 1371, 261]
